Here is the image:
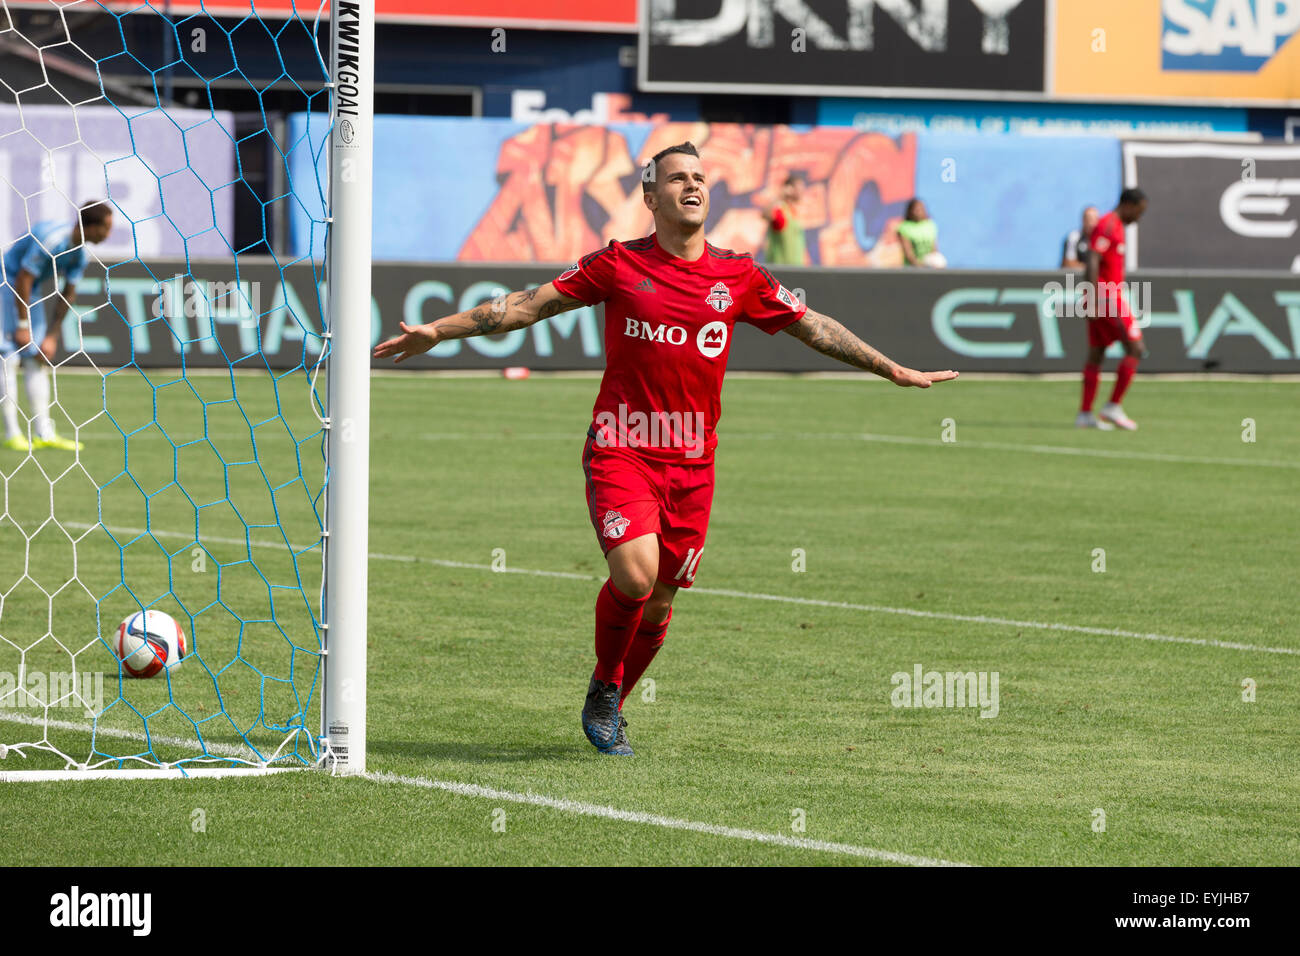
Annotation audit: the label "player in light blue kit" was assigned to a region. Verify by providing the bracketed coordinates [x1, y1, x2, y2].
[1, 201, 113, 451]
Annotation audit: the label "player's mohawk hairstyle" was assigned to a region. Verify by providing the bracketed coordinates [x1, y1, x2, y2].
[642, 141, 700, 193]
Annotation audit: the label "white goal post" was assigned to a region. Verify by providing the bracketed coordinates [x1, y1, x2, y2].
[321, 0, 375, 776]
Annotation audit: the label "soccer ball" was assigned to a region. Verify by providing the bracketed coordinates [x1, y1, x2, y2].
[114, 609, 188, 678]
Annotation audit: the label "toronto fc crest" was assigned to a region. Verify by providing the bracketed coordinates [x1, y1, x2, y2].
[704, 282, 733, 313]
[602, 510, 631, 539]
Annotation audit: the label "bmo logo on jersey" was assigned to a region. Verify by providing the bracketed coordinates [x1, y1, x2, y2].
[625, 317, 688, 345]
[1162, 0, 1300, 73]
[624, 317, 730, 358]
[697, 321, 728, 358]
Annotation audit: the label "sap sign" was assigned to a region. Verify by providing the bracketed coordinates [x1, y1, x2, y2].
[1162, 0, 1300, 72]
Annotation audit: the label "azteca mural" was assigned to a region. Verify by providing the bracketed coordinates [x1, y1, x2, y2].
[457, 123, 918, 267]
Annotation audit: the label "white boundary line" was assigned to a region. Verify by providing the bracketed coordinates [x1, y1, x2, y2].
[66, 523, 1299, 657]
[365, 771, 970, 867]
[382, 432, 1300, 471]
[854, 432, 1300, 470]
[0, 712, 969, 865]
[52, 429, 1300, 470]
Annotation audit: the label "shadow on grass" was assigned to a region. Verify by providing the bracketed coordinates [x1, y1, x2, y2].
[367, 737, 585, 765]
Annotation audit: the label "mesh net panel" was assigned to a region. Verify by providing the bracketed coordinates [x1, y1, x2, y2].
[0, 0, 333, 771]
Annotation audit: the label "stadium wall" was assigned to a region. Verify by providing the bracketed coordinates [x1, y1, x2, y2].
[286, 115, 1121, 271]
[63, 260, 1300, 374]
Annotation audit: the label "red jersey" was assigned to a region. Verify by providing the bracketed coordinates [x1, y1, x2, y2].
[552, 234, 806, 463]
[1089, 211, 1128, 285]
[1088, 211, 1132, 320]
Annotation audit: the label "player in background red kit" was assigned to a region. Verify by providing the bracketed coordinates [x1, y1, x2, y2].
[1077, 188, 1148, 431]
[374, 143, 958, 755]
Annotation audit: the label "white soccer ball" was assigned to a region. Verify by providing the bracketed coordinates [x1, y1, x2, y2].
[114, 609, 188, 679]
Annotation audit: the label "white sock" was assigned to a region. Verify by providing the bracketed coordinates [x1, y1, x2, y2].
[21, 359, 53, 441]
[0, 353, 20, 440]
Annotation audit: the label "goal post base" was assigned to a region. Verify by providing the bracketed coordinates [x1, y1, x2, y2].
[0, 767, 308, 783]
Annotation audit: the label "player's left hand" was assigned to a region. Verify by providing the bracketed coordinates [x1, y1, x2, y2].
[890, 366, 959, 388]
[39, 334, 57, 362]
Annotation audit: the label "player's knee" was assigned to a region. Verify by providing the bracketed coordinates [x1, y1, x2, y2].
[611, 566, 655, 600]
[643, 596, 672, 625]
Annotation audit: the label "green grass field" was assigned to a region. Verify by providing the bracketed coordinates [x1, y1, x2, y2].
[1, 370, 1297, 866]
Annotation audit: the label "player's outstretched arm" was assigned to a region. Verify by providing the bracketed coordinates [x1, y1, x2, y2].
[372, 282, 586, 363]
[783, 309, 958, 388]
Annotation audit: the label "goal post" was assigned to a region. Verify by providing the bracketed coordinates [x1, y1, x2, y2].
[0, 0, 372, 780]
[321, 0, 374, 776]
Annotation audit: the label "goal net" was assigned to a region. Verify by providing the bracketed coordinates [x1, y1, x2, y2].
[0, 0, 371, 777]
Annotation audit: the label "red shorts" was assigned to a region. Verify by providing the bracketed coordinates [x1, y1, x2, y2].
[581, 427, 714, 588]
[1087, 309, 1143, 349]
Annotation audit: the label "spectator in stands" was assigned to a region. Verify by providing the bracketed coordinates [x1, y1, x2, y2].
[897, 198, 945, 268]
[761, 173, 808, 266]
[1061, 206, 1099, 271]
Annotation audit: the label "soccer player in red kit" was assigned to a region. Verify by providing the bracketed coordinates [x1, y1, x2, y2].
[1077, 188, 1148, 431]
[374, 143, 958, 755]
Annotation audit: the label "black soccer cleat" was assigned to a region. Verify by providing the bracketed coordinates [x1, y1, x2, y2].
[582, 676, 622, 750]
[600, 716, 634, 757]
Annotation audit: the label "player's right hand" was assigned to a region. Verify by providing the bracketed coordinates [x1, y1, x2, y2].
[13, 326, 31, 350]
[372, 321, 443, 364]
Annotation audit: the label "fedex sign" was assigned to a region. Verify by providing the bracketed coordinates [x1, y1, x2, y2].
[1162, 0, 1300, 72]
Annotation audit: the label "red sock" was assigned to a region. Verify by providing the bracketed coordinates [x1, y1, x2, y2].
[619, 608, 671, 708]
[1081, 363, 1101, 412]
[1110, 356, 1138, 404]
[593, 579, 648, 685]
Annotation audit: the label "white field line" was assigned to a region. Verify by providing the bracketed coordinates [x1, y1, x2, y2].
[390, 431, 1300, 471]
[365, 770, 970, 866]
[855, 432, 1300, 470]
[62, 429, 1300, 469]
[0, 711, 969, 865]
[64, 522, 1299, 657]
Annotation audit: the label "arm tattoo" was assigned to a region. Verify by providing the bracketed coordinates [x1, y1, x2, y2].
[444, 286, 582, 339]
[537, 298, 571, 320]
[466, 303, 505, 335]
[784, 309, 896, 378]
